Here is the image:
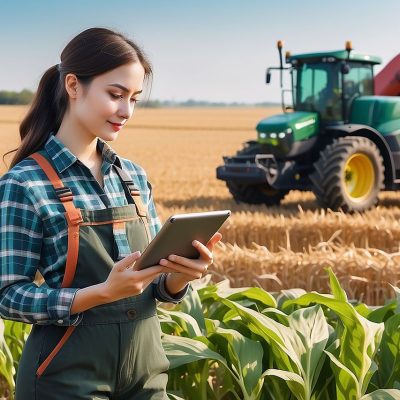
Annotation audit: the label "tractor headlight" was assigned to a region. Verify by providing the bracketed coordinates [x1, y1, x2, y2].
[259, 132, 267, 139]
[270, 133, 277, 139]
[278, 132, 286, 139]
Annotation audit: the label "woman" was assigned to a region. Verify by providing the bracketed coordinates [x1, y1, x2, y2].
[0, 27, 221, 399]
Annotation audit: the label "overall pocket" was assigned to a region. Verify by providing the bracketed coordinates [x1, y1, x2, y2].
[36, 325, 76, 378]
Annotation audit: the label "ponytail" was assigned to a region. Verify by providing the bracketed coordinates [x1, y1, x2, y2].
[3, 65, 68, 170]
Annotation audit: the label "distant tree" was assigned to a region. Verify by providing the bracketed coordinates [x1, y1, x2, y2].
[0, 89, 34, 104]
[138, 99, 163, 108]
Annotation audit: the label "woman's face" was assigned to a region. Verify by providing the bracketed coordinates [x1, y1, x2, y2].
[73, 61, 145, 142]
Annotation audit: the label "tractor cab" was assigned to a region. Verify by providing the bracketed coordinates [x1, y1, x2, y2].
[217, 42, 400, 212]
[288, 49, 381, 124]
[256, 43, 382, 159]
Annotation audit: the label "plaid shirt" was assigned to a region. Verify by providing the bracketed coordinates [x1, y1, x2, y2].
[0, 133, 189, 326]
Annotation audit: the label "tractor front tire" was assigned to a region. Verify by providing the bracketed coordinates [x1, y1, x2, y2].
[226, 181, 288, 206]
[310, 136, 384, 212]
[226, 141, 288, 206]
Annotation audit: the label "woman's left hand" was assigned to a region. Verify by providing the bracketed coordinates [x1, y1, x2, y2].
[159, 232, 222, 287]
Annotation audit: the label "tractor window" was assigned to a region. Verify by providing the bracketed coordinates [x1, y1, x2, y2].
[344, 63, 374, 98]
[296, 62, 342, 121]
[298, 64, 328, 108]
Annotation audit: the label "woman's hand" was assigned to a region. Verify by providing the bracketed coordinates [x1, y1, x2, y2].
[71, 252, 177, 314]
[72, 234, 223, 314]
[159, 232, 223, 295]
[102, 251, 172, 303]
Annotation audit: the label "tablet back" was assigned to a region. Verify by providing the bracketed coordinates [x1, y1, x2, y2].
[135, 210, 231, 269]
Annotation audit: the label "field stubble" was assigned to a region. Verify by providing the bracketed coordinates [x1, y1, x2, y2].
[1, 106, 400, 304]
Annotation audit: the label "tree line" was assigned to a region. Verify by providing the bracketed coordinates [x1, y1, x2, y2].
[0, 90, 279, 108]
[0, 90, 34, 105]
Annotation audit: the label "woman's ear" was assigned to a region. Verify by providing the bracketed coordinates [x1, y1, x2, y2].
[64, 73, 79, 99]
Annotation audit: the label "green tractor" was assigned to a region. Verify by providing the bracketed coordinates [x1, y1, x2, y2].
[216, 41, 400, 212]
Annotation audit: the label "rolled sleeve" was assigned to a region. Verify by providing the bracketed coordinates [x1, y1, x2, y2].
[47, 287, 83, 326]
[0, 172, 82, 326]
[153, 273, 190, 304]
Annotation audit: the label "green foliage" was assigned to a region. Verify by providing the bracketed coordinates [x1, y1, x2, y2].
[160, 269, 400, 399]
[1, 268, 400, 399]
[0, 319, 31, 399]
[0, 90, 34, 105]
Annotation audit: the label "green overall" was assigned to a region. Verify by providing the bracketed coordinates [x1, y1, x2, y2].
[15, 151, 169, 399]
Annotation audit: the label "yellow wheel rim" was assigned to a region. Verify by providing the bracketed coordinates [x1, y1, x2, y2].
[343, 153, 375, 201]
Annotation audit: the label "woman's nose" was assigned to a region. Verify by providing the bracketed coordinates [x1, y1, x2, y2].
[118, 100, 134, 120]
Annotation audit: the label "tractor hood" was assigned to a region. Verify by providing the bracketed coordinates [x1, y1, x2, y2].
[257, 111, 319, 142]
[256, 111, 319, 158]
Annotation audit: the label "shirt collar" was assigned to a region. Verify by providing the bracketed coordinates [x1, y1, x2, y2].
[44, 133, 120, 174]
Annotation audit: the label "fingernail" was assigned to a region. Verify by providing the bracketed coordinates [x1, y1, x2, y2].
[133, 251, 141, 257]
[160, 259, 167, 266]
[192, 240, 197, 246]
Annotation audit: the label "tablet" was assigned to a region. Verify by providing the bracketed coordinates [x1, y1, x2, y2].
[134, 210, 231, 270]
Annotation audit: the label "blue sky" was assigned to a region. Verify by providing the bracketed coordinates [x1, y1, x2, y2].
[1, 0, 399, 103]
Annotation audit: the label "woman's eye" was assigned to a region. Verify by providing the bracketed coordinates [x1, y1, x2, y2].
[110, 93, 139, 103]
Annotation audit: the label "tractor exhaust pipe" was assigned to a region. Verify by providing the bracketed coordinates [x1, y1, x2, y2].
[278, 40, 284, 88]
[266, 40, 290, 86]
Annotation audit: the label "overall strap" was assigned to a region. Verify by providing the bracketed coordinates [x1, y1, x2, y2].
[112, 164, 152, 241]
[29, 152, 83, 288]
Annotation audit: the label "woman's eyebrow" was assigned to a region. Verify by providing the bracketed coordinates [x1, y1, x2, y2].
[107, 83, 142, 95]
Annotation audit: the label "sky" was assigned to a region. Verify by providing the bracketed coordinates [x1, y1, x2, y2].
[0, 0, 399, 103]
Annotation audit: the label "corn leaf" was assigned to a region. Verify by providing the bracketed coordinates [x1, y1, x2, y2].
[0, 320, 15, 396]
[288, 305, 329, 398]
[213, 295, 300, 373]
[162, 334, 226, 369]
[360, 389, 400, 399]
[158, 309, 202, 338]
[325, 350, 359, 399]
[179, 286, 206, 333]
[376, 313, 400, 388]
[285, 268, 384, 396]
[326, 267, 347, 302]
[264, 369, 306, 400]
[208, 326, 263, 396]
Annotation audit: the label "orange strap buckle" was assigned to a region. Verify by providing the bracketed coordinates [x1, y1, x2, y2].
[64, 209, 83, 225]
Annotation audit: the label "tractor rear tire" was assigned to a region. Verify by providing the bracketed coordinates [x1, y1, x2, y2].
[310, 136, 384, 212]
[226, 181, 288, 206]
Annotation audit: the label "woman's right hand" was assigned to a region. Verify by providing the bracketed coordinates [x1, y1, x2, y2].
[101, 251, 170, 303]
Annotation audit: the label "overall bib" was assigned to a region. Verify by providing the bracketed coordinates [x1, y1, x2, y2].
[15, 151, 169, 400]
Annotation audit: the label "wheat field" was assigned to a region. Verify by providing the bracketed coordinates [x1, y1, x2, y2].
[1, 105, 400, 305]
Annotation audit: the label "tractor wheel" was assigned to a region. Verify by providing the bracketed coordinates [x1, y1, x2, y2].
[225, 141, 288, 206]
[226, 181, 288, 206]
[237, 140, 262, 156]
[310, 136, 384, 212]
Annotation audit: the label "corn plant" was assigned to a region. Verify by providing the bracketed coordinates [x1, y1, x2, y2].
[160, 269, 400, 399]
[1, 269, 400, 399]
[0, 319, 31, 399]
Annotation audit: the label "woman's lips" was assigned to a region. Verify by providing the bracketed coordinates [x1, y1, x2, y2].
[108, 121, 123, 132]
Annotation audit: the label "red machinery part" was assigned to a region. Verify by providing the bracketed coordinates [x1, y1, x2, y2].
[374, 54, 400, 96]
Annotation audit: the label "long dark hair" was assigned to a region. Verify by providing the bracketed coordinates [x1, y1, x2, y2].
[3, 27, 152, 170]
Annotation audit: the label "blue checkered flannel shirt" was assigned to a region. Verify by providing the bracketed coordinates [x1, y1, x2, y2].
[0, 133, 189, 326]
